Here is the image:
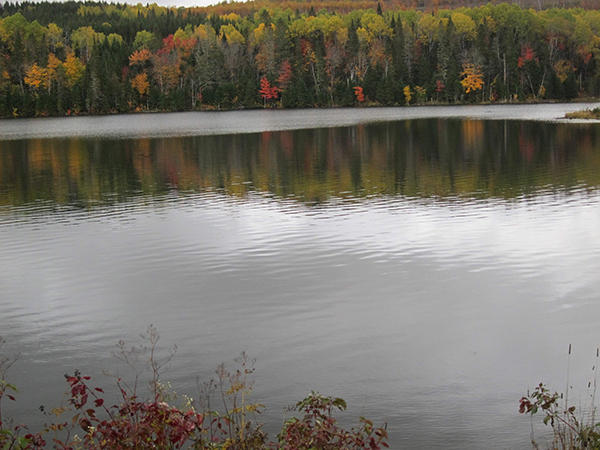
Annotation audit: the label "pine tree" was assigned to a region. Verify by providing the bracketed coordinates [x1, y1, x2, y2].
[564, 71, 578, 99]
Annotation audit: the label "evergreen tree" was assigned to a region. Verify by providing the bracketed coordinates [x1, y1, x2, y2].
[564, 71, 578, 99]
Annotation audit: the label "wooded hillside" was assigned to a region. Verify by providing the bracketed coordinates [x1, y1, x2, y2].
[2, 0, 600, 117]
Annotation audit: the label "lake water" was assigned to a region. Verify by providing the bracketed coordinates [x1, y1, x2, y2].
[1, 105, 600, 449]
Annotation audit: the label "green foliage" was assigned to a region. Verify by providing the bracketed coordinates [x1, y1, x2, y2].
[4, 0, 600, 116]
[279, 392, 388, 450]
[133, 30, 158, 50]
[520, 383, 599, 450]
[520, 348, 600, 450]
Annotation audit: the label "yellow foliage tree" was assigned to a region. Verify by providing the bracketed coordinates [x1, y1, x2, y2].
[451, 12, 477, 40]
[24, 63, 47, 90]
[356, 27, 370, 44]
[554, 60, 573, 83]
[253, 22, 274, 43]
[414, 85, 426, 102]
[193, 24, 215, 45]
[107, 33, 124, 45]
[403, 85, 412, 104]
[71, 26, 101, 60]
[45, 53, 62, 91]
[360, 12, 392, 40]
[131, 72, 150, 96]
[460, 64, 484, 93]
[220, 13, 240, 22]
[64, 52, 86, 88]
[1, 70, 10, 89]
[220, 24, 245, 45]
[46, 23, 64, 52]
[418, 14, 443, 45]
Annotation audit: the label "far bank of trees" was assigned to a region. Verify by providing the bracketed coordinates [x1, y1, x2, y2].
[2, 0, 600, 117]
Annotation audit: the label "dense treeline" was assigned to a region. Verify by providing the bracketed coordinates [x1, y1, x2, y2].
[2, 0, 600, 117]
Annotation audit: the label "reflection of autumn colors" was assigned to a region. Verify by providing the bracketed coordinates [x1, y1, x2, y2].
[1, 120, 600, 208]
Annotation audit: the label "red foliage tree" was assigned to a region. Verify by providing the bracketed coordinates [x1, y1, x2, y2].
[259, 76, 279, 107]
[518, 44, 537, 68]
[277, 60, 293, 90]
[277, 60, 293, 105]
[158, 34, 197, 57]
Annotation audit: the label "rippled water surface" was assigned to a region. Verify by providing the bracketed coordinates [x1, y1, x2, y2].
[1, 108, 600, 449]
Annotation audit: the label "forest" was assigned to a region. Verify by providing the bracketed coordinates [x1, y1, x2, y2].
[3, 0, 600, 117]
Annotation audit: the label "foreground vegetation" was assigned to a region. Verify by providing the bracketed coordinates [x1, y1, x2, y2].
[3, 334, 600, 449]
[520, 347, 600, 450]
[4, 0, 600, 117]
[0, 327, 388, 450]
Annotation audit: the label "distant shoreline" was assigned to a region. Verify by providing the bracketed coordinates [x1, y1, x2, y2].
[1, 102, 600, 142]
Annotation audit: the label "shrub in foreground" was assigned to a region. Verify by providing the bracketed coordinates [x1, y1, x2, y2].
[0, 327, 388, 450]
[519, 347, 600, 450]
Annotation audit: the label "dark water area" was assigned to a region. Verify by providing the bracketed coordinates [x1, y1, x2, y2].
[1, 115, 600, 449]
[2, 119, 600, 206]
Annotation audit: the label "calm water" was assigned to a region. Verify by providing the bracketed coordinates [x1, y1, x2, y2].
[1, 107, 600, 449]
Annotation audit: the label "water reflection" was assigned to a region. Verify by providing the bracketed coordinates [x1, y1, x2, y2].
[1, 119, 599, 210]
[1, 118, 600, 450]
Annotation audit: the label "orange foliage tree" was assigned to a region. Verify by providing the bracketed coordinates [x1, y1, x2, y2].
[129, 49, 151, 66]
[45, 53, 62, 93]
[131, 72, 150, 98]
[152, 53, 181, 95]
[24, 63, 47, 91]
[460, 64, 484, 94]
[353, 86, 365, 102]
